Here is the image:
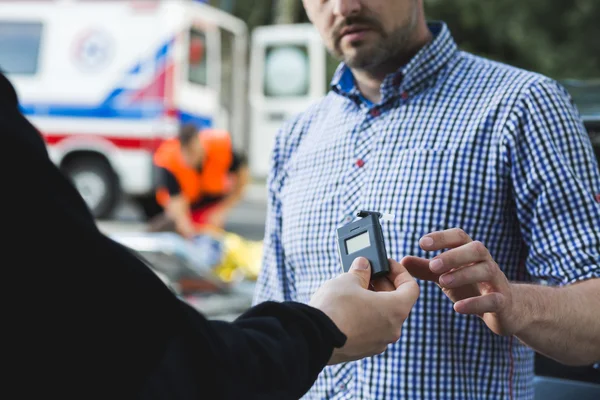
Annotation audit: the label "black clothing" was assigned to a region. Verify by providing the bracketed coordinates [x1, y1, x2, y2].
[1, 72, 345, 399]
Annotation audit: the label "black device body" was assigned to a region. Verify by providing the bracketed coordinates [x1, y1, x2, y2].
[337, 211, 389, 278]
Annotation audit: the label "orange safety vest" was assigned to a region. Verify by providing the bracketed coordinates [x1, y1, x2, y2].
[154, 129, 233, 207]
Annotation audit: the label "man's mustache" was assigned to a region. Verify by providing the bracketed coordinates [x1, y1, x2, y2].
[332, 16, 385, 45]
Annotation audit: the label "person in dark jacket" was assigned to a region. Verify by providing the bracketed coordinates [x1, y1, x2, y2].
[0, 71, 419, 399]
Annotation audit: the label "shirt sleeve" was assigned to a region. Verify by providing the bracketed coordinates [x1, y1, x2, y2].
[253, 124, 298, 304]
[502, 78, 600, 286]
[158, 167, 181, 196]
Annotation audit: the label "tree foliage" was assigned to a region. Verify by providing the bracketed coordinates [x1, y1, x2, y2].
[424, 0, 600, 80]
[212, 0, 600, 81]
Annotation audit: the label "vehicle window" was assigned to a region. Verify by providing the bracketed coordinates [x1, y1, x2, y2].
[562, 80, 600, 116]
[264, 44, 310, 97]
[0, 21, 43, 75]
[188, 28, 207, 86]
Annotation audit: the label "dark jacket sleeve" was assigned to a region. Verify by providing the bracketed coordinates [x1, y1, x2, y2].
[0, 72, 345, 400]
[141, 300, 346, 400]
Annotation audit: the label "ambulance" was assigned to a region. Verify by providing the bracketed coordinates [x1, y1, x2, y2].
[0, 0, 327, 218]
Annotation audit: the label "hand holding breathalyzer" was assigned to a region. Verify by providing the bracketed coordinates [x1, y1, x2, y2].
[310, 257, 420, 365]
[337, 211, 392, 278]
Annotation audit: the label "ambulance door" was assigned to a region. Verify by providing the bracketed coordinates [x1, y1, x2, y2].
[176, 19, 221, 131]
[175, 2, 247, 150]
[248, 23, 327, 179]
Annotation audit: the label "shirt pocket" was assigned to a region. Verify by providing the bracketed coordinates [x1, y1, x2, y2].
[364, 147, 459, 235]
[280, 138, 348, 239]
[282, 138, 344, 201]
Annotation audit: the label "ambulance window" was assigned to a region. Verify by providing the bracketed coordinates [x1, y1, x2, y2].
[264, 44, 309, 97]
[188, 28, 207, 86]
[0, 21, 43, 75]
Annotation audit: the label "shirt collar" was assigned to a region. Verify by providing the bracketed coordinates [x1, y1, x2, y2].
[331, 21, 458, 104]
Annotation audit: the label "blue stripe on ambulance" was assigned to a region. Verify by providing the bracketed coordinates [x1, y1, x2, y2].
[19, 38, 214, 128]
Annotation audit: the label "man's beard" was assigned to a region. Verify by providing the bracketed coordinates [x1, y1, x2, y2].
[331, 13, 418, 71]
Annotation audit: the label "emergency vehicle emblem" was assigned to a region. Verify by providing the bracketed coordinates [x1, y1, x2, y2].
[72, 29, 114, 72]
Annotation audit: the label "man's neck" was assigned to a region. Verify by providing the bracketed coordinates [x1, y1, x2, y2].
[352, 25, 433, 104]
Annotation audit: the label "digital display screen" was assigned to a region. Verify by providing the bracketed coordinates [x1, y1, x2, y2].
[345, 232, 371, 254]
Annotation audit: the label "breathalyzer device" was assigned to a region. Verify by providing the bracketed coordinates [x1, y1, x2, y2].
[337, 210, 393, 278]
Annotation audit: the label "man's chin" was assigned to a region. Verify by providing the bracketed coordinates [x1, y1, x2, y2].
[340, 45, 379, 68]
[344, 53, 378, 70]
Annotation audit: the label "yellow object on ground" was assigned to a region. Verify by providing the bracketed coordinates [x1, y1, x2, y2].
[213, 232, 263, 283]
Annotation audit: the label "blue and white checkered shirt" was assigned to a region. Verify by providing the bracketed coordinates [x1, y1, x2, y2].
[253, 22, 600, 399]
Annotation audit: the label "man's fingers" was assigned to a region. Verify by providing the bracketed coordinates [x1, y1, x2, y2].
[400, 256, 440, 283]
[386, 279, 420, 307]
[438, 261, 502, 290]
[371, 275, 396, 292]
[429, 241, 491, 274]
[386, 258, 417, 287]
[348, 257, 372, 289]
[372, 258, 418, 292]
[419, 228, 473, 251]
[454, 292, 505, 315]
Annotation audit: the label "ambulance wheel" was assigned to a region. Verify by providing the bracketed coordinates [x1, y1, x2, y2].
[63, 156, 119, 219]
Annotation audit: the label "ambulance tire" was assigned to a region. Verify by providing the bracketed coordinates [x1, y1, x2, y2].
[63, 156, 120, 219]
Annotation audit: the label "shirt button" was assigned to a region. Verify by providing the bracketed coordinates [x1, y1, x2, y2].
[369, 108, 380, 117]
[356, 159, 365, 168]
[344, 215, 353, 223]
[401, 91, 409, 100]
[596, 193, 600, 203]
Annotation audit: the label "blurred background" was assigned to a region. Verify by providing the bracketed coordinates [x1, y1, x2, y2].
[1, 0, 599, 390]
[230, 0, 600, 81]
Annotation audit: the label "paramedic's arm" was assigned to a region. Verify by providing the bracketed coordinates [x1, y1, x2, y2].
[158, 167, 195, 238]
[167, 196, 195, 238]
[207, 154, 250, 228]
[222, 152, 250, 207]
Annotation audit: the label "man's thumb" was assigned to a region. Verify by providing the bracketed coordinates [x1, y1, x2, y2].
[349, 257, 371, 288]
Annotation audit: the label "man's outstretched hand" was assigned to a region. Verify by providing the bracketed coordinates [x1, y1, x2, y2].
[401, 228, 521, 336]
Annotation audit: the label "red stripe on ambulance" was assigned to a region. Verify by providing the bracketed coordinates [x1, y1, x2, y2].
[43, 133, 164, 151]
